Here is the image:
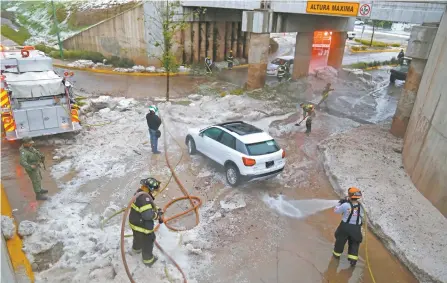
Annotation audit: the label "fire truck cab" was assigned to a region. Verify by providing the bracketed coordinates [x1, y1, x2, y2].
[1, 46, 81, 140]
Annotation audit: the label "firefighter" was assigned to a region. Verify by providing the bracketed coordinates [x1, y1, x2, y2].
[305, 115, 312, 135]
[397, 49, 405, 65]
[19, 137, 48, 200]
[205, 56, 212, 73]
[277, 60, 286, 82]
[332, 187, 364, 267]
[318, 83, 335, 107]
[129, 177, 164, 267]
[299, 103, 315, 120]
[227, 50, 234, 70]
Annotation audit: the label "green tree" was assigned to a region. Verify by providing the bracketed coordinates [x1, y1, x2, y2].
[145, 1, 204, 101]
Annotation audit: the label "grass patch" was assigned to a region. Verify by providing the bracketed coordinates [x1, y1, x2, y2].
[344, 56, 399, 69]
[107, 56, 135, 68]
[1, 24, 31, 45]
[354, 38, 401, 48]
[34, 44, 57, 54]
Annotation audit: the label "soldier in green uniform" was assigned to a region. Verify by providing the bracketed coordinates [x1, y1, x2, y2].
[19, 137, 48, 200]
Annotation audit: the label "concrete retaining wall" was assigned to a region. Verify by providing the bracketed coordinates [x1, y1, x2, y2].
[403, 9, 447, 216]
[63, 3, 248, 67]
[63, 4, 149, 65]
[1, 235, 16, 283]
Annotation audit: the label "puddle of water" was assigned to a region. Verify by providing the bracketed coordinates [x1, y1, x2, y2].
[263, 194, 339, 219]
[32, 242, 64, 272]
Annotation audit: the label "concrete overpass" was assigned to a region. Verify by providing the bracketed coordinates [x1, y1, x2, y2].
[184, 0, 446, 24]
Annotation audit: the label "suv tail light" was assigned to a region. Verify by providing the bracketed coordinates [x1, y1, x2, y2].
[242, 157, 256, 166]
[282, 150, 286, 158]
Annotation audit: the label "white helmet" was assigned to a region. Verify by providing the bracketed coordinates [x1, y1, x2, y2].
[148, 105, 159, 114]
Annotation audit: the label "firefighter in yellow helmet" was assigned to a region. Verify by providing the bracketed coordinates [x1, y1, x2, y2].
[332, 187, 364, 266]
[129, 177, 163, 267]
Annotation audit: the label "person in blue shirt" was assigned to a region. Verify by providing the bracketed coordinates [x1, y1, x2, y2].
[332, 187, 364, 266]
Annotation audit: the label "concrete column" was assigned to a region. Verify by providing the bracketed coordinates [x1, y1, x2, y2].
[237, 23, 244, 58]
[184, 24, 193, 64]
[231, 22, 238, 55]
[292, 32, 313, 79]
[327, 31, 347, 69]
[215, 22, 226, 61]
[199, 22, 207, 63]
[247, 33, 270, 90]
[390, 24, 438, 137]
[206, 22, 214, 59]
[225, 22, 232, 55]
[243, 32, 249, 59]
[390, 59, 427, 137]
[192, 22, 200, 63]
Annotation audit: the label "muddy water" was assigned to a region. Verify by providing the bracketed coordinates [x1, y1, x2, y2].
[54, 67, 208, 98]
[1, 141, 59, 223]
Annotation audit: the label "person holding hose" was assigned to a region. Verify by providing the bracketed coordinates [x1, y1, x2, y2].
[19, 137, 48, 200]
[129, 177, 163, 267]
[332, 187, 364, 267]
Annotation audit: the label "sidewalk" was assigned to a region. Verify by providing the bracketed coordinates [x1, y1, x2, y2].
[319, 125, 447, 283]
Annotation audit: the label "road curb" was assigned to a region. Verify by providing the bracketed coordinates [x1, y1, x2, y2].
[349, 48, 402, 54]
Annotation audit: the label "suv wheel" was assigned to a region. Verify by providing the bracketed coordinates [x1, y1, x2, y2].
[187, 138, 197, 155]
[225, 163, 240, 187]
[390, 74, 396, 83]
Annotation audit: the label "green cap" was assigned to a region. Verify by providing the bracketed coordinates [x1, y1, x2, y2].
[22, 136, 34, 144]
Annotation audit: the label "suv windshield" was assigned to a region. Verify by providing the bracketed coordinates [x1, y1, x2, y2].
[246, 140, 280, 156]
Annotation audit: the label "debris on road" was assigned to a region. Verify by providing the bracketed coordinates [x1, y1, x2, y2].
[18, 220, 38, 237]
[1, 215, 15, 240]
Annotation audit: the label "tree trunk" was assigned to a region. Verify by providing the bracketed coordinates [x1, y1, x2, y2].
[370, 21, 375, 47]
[166, 71, 170, 101]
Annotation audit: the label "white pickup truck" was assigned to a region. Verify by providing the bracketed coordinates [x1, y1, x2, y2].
[1, 46, 81, 140]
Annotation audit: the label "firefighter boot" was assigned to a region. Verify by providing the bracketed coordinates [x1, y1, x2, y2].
[36, 194, 48, 201]
[349, 259, 357, 267]
[145, 256, 158, 267]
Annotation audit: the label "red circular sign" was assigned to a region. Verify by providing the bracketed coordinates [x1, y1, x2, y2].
[359, 4, 371, 16]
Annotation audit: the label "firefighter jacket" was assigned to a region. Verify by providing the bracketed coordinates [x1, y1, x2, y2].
[19, 145, 44, 172]
[302, 104, 314, 113]
[129, 189, 160, 234]
[277, 65, 286, 77]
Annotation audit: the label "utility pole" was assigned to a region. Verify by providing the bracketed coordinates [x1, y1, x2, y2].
[51, 0, 64, 59]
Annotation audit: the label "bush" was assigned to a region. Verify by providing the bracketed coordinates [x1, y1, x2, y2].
[390, 57, 398, 64]
[391, 43, 401, 47]
[351, 46, 361, 51]
[107, 56, 135, 68]
[269, 38, 279, 54]
[49, 50, 105, 63]
[230, 88, 244, 96]
[354, 38, 388, 48]
[34, 44, 57, 54]
[1, 25, 31, 45]
[360, 46, 368, 51]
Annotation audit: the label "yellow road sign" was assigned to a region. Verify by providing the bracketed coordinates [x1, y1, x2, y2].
[306, 1, 360, 16]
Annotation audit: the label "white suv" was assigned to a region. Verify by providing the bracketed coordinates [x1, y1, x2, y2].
[185, 121, 286, 186]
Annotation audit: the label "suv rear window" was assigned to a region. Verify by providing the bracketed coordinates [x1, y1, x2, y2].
[246, 140, 280, 156]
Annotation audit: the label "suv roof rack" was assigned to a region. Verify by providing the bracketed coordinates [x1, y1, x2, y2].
[219, 121, 263, 136]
